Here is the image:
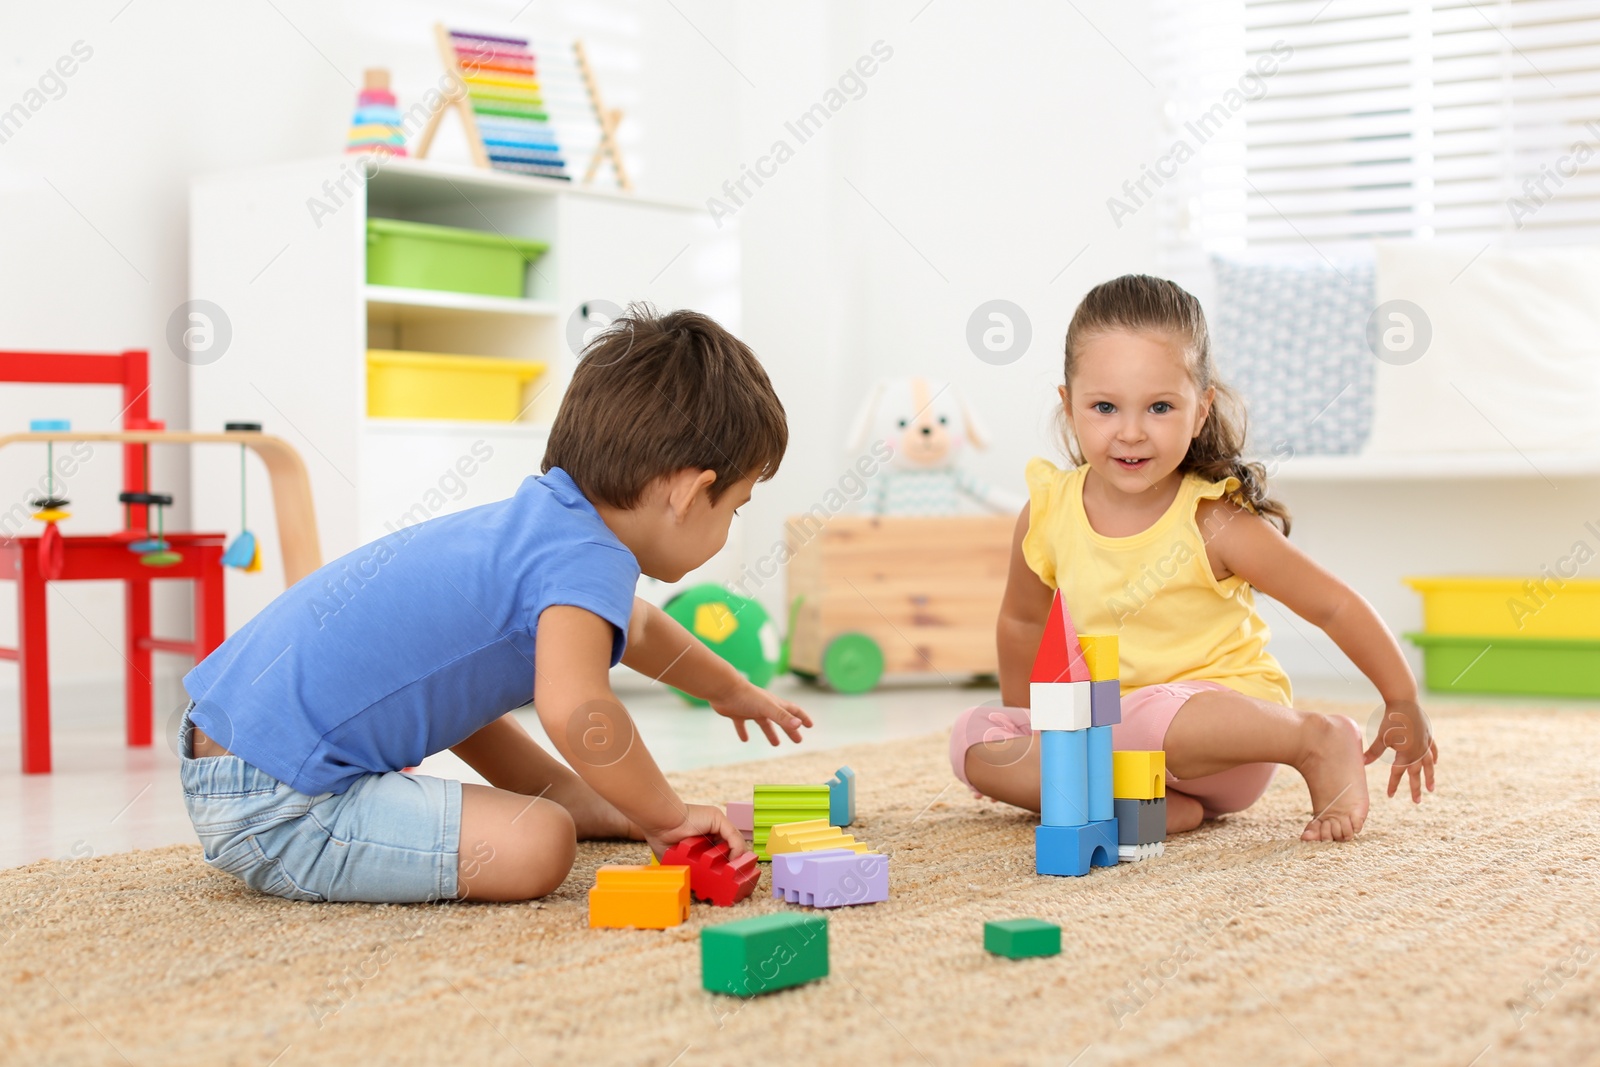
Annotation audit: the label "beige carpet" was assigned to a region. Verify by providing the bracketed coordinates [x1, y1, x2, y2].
[3, 701, 1599, 1067]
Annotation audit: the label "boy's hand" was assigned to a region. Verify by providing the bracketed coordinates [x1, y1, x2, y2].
[708, 680, 812, 745]
[1363, 698, 1438, 802]
[647, 802, 749, 860]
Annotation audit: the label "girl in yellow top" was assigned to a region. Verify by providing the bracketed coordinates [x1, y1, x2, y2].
[950, 274, 1437, 841]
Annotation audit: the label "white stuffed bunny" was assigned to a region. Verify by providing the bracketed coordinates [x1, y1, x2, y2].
[847, 377, 1024, 516]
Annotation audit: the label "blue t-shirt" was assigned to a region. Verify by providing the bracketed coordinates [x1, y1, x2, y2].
[183, 467, 639, 796]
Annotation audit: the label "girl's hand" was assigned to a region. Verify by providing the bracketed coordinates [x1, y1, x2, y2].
[709, 681, 812, 746]
[1363, 698, 1438, 802]
[647, 802, 749, 859]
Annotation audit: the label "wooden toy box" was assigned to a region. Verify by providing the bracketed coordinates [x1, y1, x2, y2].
[785, 514, 1012, 691]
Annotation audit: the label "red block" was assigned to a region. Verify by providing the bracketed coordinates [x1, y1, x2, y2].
[1029, 590, 1090, 684]
[661, 836, 760, 907]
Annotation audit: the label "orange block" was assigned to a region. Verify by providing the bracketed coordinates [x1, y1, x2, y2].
[588, 864, 690, 929]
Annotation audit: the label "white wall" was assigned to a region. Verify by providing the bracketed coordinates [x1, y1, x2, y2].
[719, 1, 1164, 620]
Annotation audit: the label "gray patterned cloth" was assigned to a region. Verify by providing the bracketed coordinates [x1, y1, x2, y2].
[1210, 255, 1376, 456]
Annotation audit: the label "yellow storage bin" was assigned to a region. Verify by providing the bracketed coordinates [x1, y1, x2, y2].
[367, 350, 546, 422]
[1404, 575, 1600, 639]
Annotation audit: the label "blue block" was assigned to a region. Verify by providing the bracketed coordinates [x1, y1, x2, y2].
[1090, 679, 1121, 726]
[1035, 820, 1119, 877]
[828, 766, 856, 827]
[1087, 726, 1113, 823]
[1040, 729, 1088, 827]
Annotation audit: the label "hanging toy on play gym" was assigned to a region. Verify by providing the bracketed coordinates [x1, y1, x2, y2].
[118, 433, 181, 567]
[28, 419, 72, 580]
[221, 422, 263, 572]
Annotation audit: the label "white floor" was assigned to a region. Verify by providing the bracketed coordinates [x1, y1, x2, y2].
[4, 670, 1540, 871]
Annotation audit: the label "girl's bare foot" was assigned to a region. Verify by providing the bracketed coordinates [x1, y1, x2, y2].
[1166, 790, 1204, 834]
[1295, 714, 1369, 842]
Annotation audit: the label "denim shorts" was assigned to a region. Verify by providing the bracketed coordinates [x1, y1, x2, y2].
[177, 706, 462, 903]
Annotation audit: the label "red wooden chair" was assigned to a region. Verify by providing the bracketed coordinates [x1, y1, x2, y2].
[0, 349, 225, 773]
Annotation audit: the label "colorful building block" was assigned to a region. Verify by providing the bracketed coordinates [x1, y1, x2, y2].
[1087, 725, 1113, 823]
[1077, 634, 1119, 682]
[827, 766, 856, 827]
[661, 835, 760, 907]
[1030, 679, 1092, 732]
[753, 784, 832, 859]
[588, 864, 690, 929]
[1112, 751, 1166, 799]
[984, 918, 1061, 959]
[1119, 842, 1165, 862]
[1040, 728, 1089, 827]
[771, 849, 887, 908]
[701, 912, 828, 996]
[1035, 819, 1118, 877]
[1090, 679, 1121, 727]
[766, 819, 870, 856]
[1115, 797, 1166, 846]
[726, 801, 754, 835]
[1029, 590, 1090, 683]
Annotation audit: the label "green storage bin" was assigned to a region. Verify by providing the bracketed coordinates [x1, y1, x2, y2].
[366, 218, 548, 298]
[1405, 631, 1600, 698]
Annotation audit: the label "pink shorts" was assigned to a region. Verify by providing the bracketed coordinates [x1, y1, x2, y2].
[949, 680, 1276, 818]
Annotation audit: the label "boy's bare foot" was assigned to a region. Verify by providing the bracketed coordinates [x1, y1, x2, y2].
[1295, 714, 1369, 842]
[539, 777, 640, 842]
[1166, 791, 1204, 835]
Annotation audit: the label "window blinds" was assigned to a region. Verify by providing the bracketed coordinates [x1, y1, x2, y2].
[1153, 0, 1600, 264]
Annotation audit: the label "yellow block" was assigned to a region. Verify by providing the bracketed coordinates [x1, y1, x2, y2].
[1113, 751, 1165, 799]
[32, 508, 70, 523]
[766, 819, 869, 856]
[1078, 634, 1119, 682]
[587, 865, 690, 929]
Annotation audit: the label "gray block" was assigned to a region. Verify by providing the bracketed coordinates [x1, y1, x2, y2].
[1090, 679, 1121, 726]
[1114, 797, 1166, 845]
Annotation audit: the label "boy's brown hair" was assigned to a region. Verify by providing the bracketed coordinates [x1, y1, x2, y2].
[543, 304, 788, 508]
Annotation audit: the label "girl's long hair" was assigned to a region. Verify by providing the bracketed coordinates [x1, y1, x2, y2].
[1062, 273, 1291, 535]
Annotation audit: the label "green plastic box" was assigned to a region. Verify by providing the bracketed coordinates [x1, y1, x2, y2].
[984, 918, 1061, 960]
[1405, 632, 1600, 698]
[365, 217, 548, 298]
[701, 913, 828, 996]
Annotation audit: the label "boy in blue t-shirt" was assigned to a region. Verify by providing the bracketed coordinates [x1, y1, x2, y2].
[179, 306, 809, 903]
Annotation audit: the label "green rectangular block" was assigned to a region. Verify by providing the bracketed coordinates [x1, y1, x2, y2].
[752, 785, 832, 859]
[984, 918, 1061, 960]
[701, 913, 829, 996]
[753, 785, 831, 821]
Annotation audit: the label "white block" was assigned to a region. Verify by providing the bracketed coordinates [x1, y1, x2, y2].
[1030, 681, 1092, 732]
[1118, 842, 1165, 863]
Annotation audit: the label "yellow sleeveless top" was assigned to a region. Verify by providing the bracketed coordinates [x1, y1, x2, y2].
[1021, 458, 1291, 705]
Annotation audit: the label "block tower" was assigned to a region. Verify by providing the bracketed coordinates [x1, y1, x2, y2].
[1032, 591, 1123, 876]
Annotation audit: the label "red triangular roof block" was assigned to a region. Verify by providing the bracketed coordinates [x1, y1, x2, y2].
[1030, 590, 1090, 683]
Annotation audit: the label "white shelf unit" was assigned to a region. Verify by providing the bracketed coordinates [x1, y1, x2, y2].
[189, 156, 740, 631]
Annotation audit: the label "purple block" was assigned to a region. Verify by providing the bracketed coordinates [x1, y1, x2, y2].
[1090, 679, 1121, 727]
[770, 849, 888, 908]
